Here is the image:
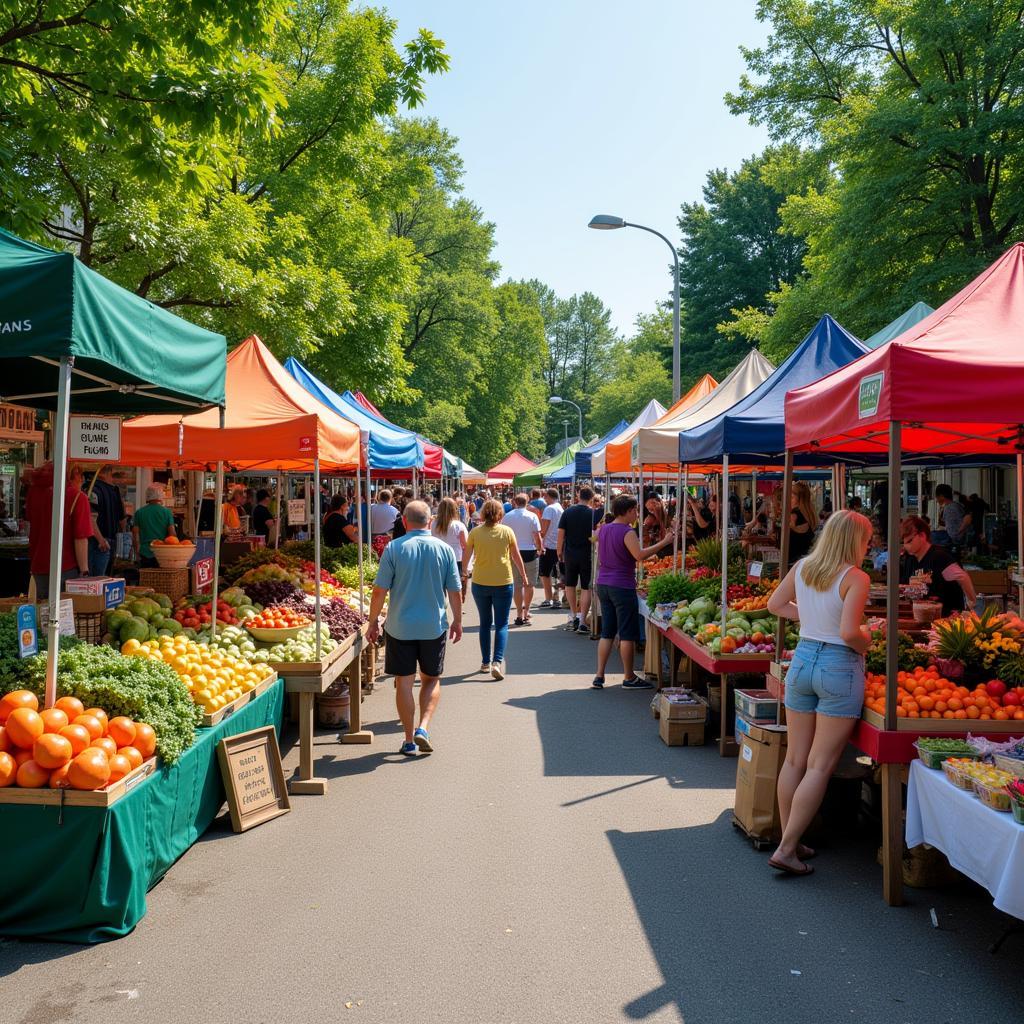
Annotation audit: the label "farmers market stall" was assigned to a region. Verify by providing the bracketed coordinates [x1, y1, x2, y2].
[486, 451, 538, 486]
[784, 242, 1024, 905]
[545, 420, 628, 484]
[0, 676, 284, 942]
[514, 439, 585, 489]
[121, 336, 368, 794]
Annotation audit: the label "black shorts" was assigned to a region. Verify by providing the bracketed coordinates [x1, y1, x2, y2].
[384, 631, 447, 678]
[596, 584, 642, 643]
[538, 549, 560, 578]
[563, 551, 592, 589]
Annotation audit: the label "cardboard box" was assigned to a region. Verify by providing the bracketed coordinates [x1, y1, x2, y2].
[659, 716, 705, 746]
[734, 722, 787, 842]
[659, 691, 708, 722]
[64, 576, 125, 609]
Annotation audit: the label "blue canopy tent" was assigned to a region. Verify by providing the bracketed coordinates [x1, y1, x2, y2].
[284, 357, 423, 474]
[678, 314, 868, 465]
[864, 301, 934, 350]
[546, 420, 628, 483]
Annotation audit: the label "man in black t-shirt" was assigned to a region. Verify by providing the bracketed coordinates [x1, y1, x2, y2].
[899, 516, 976, 616]
[252, 489, 275, 542]
[557, 485, 597, 634]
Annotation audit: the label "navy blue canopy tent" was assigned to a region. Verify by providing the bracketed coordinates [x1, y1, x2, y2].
[678, 314, 868, 464]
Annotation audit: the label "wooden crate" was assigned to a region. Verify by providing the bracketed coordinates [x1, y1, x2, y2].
[0, 757, 157, 807]
[138, 567, 190, 602]
[198, 671, 277, 727]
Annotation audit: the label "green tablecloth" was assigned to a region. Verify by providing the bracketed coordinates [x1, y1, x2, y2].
[0, 677, 284, 943]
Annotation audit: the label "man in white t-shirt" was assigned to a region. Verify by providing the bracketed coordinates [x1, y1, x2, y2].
[538, 487, 564, 608]
[370, 489, 399, 537]
[504, 493, 544, 624]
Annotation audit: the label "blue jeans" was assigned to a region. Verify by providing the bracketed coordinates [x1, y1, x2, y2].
[88, 537, 112, 577]
[472, 582, 513, 664]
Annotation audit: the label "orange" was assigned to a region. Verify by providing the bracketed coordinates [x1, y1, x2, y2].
[0, 751, 15, 787]
[84, 708, 108, 733]
[967, 706, 980, 719]
[6, 707, 44, 749]
[0, 725, 9, 753]
[13, 748, 33, 767]
[49, 762, 73, 788]
[16, 758, 50, 788]
[33, 733, 73, 770]
[107, 753, 133, 782]
[68, 749, 111, 790]
[89, 736, 117, 760]
[0, 689, 39, 723]
[994, 710, 1010, 720]
[935, 701, 948, 713]
[54, 695, 85, 719]
[107, 716, 136, 747]
[73, 714, 103, 741]
[118, 745, 143, 770]
[39, 707, 69, 734]
[947, 697, 963, 711]
[133, 723, 156, 759]
[163, 535, 180, 545]
[59, 723, 91, 756]
[918, 696, 935, 711]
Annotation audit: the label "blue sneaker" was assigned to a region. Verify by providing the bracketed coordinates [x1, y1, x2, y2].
[591, 676, 605, 689]
[414, 727, 433, 753]
[622, 676, 654, 690]
[400, 741, 418, 756]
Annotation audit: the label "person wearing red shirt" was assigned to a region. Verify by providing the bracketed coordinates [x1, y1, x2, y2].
[27, 462, 93, 598]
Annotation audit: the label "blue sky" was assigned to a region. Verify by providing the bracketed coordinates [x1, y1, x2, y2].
[383, 1, 772, 336]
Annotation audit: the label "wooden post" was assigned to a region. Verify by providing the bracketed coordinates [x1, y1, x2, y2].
[341, 633, 372, 743]
[775, 450, 794, 659]
[881, 762, 904, 906]
[719, 455, 731, 756]
[885, 422, 902, 731]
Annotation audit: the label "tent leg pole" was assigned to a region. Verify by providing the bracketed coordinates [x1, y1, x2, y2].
[44, 356, 73, 709]
[314, 457, 322, 661]
[356, 453, 365, 613]
[275, 472, 282, 549]
[680, 465, 688, 572]
[1017, 455, 1023, 611]
[719, 454, 731, 757]
[776, 451, 794, 660]
[211, 418, 225, 639]
[674, 464, 682, 568]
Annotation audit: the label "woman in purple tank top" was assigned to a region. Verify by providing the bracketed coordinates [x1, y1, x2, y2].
[593, 494, 674, 689]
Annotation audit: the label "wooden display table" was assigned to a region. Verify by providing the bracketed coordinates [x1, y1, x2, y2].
[766, 662, 1021, 906]
[277, 625, 369, 795]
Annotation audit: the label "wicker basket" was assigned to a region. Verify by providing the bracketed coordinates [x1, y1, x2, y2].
[151, 543, 196, 569]
[74, 611, 105, 645]
[137, 567, 190, 603]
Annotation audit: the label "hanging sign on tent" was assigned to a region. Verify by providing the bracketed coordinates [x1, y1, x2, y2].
[17, 604, 37, 658]
[857, 373, 884, 420]
[287, 499, 307, 525]
[0, 403, 43, 444]
[69, 416, 121, 460]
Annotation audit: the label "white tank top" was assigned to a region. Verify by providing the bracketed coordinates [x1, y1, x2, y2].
[794, 559, 853, 646]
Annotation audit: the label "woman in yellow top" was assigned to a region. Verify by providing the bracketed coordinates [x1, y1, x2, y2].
[465, 500, 527, 680]
[221, 486, 245, 531]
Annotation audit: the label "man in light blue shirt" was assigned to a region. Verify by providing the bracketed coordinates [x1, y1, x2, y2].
[367, 501, 462, 756]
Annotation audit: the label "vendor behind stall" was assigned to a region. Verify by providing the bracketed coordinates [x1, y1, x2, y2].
[133, 485, 175, 568]
[899, 515, 976, 615]
[26, 462, 93, 596]
[221, 485, 245, 531]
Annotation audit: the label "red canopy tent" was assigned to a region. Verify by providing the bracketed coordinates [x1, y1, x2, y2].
[350, 390, 444, 478]
[486, 452, 537, 485]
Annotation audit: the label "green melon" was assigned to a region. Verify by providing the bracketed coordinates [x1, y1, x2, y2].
[120, 617, 151, 643]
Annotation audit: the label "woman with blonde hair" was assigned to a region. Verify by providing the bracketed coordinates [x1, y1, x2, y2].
[788, 480, 818, 561]
[766, 509, 872, 876]
[431, 497, 469, 596]
[465, 499, 527, 679]
[643, 494, 668, 545]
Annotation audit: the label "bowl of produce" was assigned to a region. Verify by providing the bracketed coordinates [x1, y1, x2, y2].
[914, 737, 982, 770]
[151, 537, 196, 569]
[245, 605, 312, 642]
[912, 599, 943, 624]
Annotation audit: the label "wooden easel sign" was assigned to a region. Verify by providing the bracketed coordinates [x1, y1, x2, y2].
[217, 727, 291, 833]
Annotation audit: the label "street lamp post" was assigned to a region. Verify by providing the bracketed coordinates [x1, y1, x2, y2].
[549, 396, 582, 443]
[588, 214, 681, 403]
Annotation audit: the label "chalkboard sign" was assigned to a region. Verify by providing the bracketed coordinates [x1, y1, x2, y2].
[216, 727, 290, 833]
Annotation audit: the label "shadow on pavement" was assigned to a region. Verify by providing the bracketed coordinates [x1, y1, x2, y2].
[505, 687, 734, 788]
[607, 815, 1020, 1024]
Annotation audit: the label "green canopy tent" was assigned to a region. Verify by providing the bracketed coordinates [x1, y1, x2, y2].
[513, 439, 585, 489]
[0, 228, 227, 705]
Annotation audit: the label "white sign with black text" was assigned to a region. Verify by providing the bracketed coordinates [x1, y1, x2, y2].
[69, 416, 122, 461]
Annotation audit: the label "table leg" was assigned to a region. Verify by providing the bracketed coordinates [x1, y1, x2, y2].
[881, 762, 904, 906]
[288, 691, 327, 795]
[718, 674, 737, 757]
[341, 639, 373, 744]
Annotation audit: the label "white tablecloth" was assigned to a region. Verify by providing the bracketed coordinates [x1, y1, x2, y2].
[906, 759, 1024, 921]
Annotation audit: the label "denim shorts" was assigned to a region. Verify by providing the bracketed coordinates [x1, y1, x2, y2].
[784, 639, 865, 719]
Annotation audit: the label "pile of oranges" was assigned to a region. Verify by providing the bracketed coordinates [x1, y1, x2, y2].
[246, 606, 311, 631]
[863, 667, 1024, 721]
[0, 691, 156, 790]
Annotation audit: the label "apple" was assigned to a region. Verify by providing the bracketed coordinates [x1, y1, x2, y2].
[1002, 691, 1021, 707]
[986, 679, 1007, 700]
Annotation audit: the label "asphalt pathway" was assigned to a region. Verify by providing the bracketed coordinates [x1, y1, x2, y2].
[2, 600, 1020, 1024]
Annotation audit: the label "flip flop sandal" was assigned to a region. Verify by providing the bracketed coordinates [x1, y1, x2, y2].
[797, 844, 817, 860]
[768, 858, 814, 877]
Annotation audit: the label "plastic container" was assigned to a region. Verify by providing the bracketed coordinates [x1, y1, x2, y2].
[1012, 802, 1024, 825]
[993, 752, 1024, 776]
[914, 742, 981, 770]
[942, 759, 977, 791]
[974, 780, 1012, 812]
[734, 688, 781, 722]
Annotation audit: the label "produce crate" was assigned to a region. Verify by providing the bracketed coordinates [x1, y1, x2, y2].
[914, 741, 981, 770]
[0, 757, 157, 807]
[734, 688, 782, 723]
[198, 670, 277, 727]
[138, 567, 190, 602]
[74, 610, 105, 644]
[658, 690, 708, 722]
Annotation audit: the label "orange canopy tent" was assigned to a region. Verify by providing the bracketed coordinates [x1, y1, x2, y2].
[600, 374, 718, 475]
[121, 335, 362, 471]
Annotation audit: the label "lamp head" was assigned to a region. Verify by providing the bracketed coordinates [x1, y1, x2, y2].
[549, 396, 563, 405]
[588, 214, 626, 230]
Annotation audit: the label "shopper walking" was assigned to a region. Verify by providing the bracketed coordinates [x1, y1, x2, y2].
[366, 500, 463, 757]
[26, 462, 93, 598]
[766, 510, 873, 876]
[592, 494, 673, 689]
[504, 493, 544, 625]
[557, 485, 598, 634]
[431, 497, 469, 597]
[538, 487, 563, 608]
[464, 499, 527, 680]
